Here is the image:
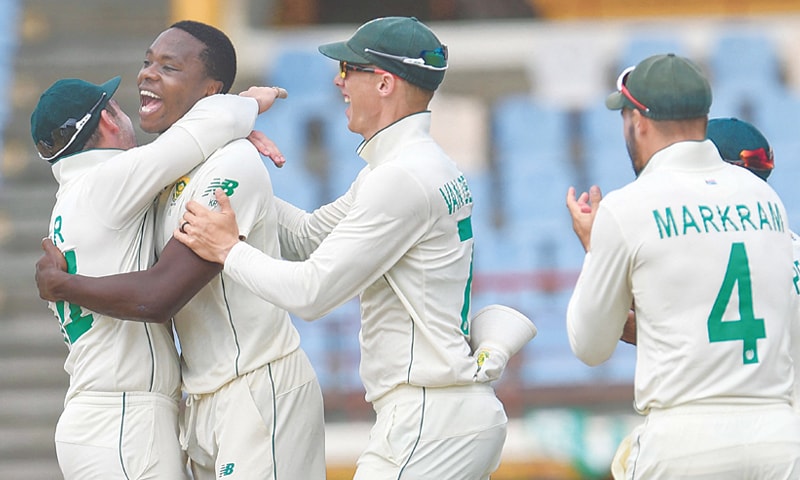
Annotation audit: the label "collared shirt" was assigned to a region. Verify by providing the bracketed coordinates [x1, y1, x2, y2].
[224, 112, 478, 402]
[568, 139, 796, 414]
[155, 138, 302, 395]
[47, 94, 258, 403]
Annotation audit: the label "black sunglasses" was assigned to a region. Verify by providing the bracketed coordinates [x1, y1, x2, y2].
[338, 61, 392, 79]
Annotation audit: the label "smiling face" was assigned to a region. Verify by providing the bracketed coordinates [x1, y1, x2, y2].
[334, 65, 389, 141]
[137, 28, 223, 134]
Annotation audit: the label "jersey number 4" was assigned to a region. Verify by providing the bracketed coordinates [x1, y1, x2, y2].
[55, 250, 95, 345]
[707, 242, 766, 365]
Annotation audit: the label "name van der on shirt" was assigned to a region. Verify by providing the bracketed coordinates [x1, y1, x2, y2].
[439, 175, 472, 215]
[653, 201, 784, 239]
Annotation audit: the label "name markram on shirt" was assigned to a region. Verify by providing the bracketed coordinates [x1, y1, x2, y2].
[653, 200, 785, 239]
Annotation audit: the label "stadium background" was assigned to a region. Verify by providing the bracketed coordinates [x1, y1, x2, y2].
[2, 0, 800, 478]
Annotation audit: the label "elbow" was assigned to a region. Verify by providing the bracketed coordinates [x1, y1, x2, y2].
[567, 326, 610, 367]
[292, 304, 327, 322]
[129, 302, 174, 324]
[287, 290, 335, 321]
[569, 337, 612, 367]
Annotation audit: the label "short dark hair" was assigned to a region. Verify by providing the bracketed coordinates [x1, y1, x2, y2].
[170, 20, 237, 94]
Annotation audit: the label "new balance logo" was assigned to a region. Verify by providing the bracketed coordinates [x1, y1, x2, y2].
[204, 178, 239, 197]
[218, 463, 235, 477]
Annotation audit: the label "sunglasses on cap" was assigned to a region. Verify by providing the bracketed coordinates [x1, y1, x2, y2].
[363, 45, 448, 71]
[37, 92, 107, 162]
[730, 147, 774, 171]
[616, 66, 650, 114]
[338, 61, 392, 80]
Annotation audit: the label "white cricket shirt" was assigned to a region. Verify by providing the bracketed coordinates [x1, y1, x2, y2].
[155, 139, 300, 395]
[567, 140, 796, 414]
[222, 112, 478, 402]
[47, 94, 259, 403]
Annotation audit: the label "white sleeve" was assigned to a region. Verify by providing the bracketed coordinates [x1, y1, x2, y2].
[566, 204, 633, 366]
[224, 163, 428, 320]
[93, 94, 258, 227]
[275, 187, 355, 261]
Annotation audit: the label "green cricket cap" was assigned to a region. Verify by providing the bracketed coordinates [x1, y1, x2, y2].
[318, 16, 447, 91]
[606, 53, 712, 121]
[707, 117, 774, 181]
[31, 76, 121, 163]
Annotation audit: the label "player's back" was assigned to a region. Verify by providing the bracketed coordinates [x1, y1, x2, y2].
[605, 148, 795, 413]
[48, 149, 181, 402]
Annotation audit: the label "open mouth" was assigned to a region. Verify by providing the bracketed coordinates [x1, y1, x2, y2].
[140, 90, 163, 114]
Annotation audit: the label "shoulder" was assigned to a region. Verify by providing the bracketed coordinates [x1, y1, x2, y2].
[212, 138, 260, 157]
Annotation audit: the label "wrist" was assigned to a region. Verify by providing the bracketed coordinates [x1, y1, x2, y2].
[219, 240, 240, 265]
[51, 269, 72, 301]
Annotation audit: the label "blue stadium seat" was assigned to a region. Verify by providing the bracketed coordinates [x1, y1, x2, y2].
[266, 47, 339, 106]
[491, 95, 579, 272]
[255, 101, 326, 211]
[615, 32, 687, 72]
[708, 32, 782, 92]
[261, 46, 356, 210]
[320, 107, 364, 200]
[293, 298, 362, 391]
[581, 99, 636, 195]
[753, 90, 800, 229]
[517, 290, 595, 386]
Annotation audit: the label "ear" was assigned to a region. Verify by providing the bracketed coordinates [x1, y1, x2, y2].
[205, 79, 225, 96]
[97, 108, 120, 135]
[631, 108, 648, 134]
[376, 73, 396, 96]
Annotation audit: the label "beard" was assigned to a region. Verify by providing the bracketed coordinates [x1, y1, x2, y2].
[625, 121, 642, 177]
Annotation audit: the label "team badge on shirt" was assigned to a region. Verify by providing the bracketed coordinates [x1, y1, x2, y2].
[172, 176, 191, 201]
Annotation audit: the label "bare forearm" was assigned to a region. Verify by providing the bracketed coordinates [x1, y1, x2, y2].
[54, 270, 175, 323]
[52, 240, 222, 323]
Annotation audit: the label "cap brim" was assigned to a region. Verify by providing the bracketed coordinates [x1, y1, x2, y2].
[101, 76, 121, 102]
[318, 41, 370, 64]
[605, 91, 625, 110]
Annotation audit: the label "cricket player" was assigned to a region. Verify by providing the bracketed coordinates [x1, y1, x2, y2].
[610, 116, 800, 477]
[34, 21, 326, 479]
[174, 16, 510, 479]
[705, 117, 800, 415]
[566, 53, 800, 478]
[31, 75, 274, 478]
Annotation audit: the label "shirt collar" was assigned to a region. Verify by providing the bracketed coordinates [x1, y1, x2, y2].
[638, 139, 723, 177]
[357, 111, 432, 168]
[51, 149, 123, 185]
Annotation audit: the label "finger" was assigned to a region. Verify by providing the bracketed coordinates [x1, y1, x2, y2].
[589, 185, 603, 209]
[41, 237, 66, 262]
[183, 200, 206, 217]
[565, 186, 577, 209]
[215, 188, 233, 213]
[576, 192, 593, 214]
[173, 227, 188, 243]
[272, 86, 288, 99]
[41, 236, 55, 252]
[270, 154, 286, 168]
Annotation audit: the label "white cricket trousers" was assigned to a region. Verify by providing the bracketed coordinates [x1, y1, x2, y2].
[55, 391, 187, 480]
[613, 403, 800, 479]
[354, 383, 508, 480]
[182, 348, 326, 480]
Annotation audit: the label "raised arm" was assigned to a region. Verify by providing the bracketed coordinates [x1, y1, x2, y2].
[36, 237, 220, 323]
